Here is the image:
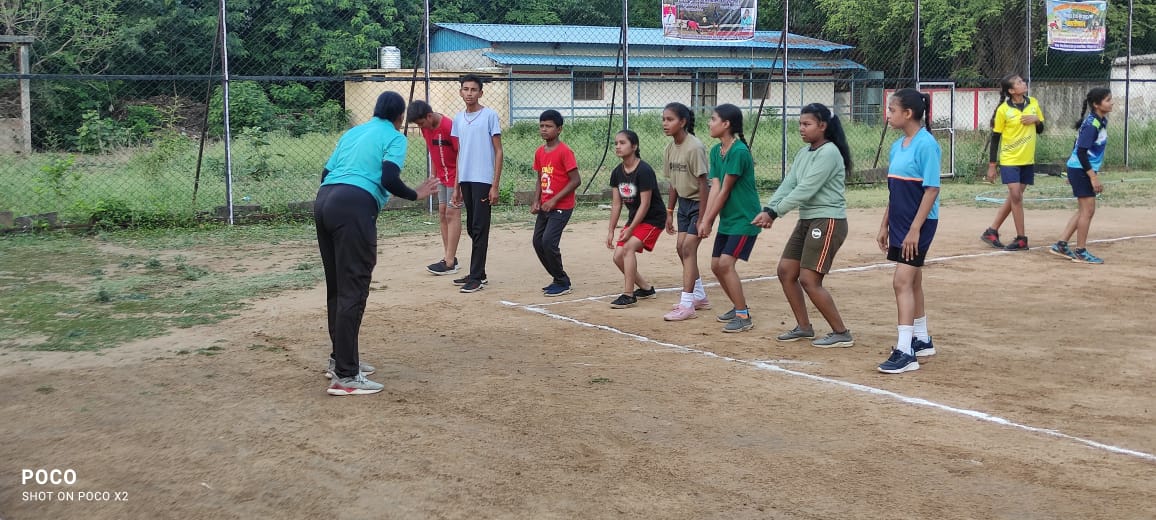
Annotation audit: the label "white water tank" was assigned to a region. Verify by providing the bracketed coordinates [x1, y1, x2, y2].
[379, 46, 401, 70]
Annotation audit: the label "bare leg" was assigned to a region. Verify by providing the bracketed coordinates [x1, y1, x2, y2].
[801, 269, 846, 332]
[1058, 211, 1079, 244]
[677, 232, 703, 293]
[1007, 182, 1027, 237]
[1074, 197, 1097, 248]
[712, 255, 746, 310]
[443, 205, 462, 265]
[894, 264, 919, 326]
[777, 259, 810, 329]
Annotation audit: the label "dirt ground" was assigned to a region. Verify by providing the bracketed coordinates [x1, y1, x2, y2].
[2, 206, 1155, 519]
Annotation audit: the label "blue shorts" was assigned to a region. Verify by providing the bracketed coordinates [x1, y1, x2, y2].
[1000, 164, 1035, 185]
[676, 197, 701, 234]
[1066, 167, 1097, 198]
[887, 219, 937, 267]
[712, 233, 757, 261]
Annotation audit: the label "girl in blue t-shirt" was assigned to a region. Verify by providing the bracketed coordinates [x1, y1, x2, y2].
[1048, 88, 1113, 264]
[876, 89, 941, 374]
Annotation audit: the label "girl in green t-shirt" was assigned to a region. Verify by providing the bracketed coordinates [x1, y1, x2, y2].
[697, 104, 761, 333]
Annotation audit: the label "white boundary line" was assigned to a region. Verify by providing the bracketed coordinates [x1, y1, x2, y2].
[536, 233, 1156, 306]
[500, 232, 1156, 463]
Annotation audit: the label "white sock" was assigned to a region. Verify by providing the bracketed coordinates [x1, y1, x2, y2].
[693, 278, 706, 300]
[679, 291, 694, 308]
[914, 316, 930, 342]
[896, 325, 915, 356]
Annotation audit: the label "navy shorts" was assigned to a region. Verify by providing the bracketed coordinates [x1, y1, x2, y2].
[676, 197, 701, 234]
[1000, 164, 1035, 185]
[712, 233, 757, 261]
[1066, 167, 1097, 198]
[887, 246, 929, 267]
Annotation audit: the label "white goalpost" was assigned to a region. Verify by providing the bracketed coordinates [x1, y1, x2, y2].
[917, 81, 957, 178]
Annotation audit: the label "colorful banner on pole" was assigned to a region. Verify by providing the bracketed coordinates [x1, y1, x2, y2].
[1046, 0, 1107, 52]
[662, 0, 756, 41]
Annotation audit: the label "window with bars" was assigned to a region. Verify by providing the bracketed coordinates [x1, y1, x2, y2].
[742, 72, 771, 100]
[573, 71, 604, 101]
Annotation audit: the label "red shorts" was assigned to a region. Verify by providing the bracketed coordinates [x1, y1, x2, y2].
[617, 223, 662, 252]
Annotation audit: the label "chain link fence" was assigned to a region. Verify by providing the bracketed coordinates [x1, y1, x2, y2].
[0, 0, 1153, 229]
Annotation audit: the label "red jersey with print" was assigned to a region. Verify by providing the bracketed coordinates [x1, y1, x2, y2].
[533, 142, 579, 209]
[420, 115, 458, 186]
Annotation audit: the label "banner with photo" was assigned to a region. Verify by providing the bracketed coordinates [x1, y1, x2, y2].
[1046, 0, 1107, 52]
[662, 0, 756, 41]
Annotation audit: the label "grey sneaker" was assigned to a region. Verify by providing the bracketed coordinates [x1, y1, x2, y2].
[722, 315, 754, 333]
[716, 308, 736, 323]
[326, 373, 384, 396]
[812, 330, 854, 348]
[324, 358, 376, 379]
[776, 326, 815, 342]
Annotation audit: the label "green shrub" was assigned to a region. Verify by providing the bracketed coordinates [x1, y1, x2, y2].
[208, 82, 277, 137]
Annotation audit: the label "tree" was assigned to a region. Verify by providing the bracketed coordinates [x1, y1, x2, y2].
[0, 0, 121, 73]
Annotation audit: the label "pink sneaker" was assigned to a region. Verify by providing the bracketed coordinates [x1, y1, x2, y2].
[663, 305, 698, 321]
[671, 298, 711, 311]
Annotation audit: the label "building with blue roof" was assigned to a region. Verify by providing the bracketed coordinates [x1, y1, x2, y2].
[344, 23, 867, 126]
[427, 23, 864, 123]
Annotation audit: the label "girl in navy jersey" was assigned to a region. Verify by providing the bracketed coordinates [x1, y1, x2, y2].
[876, 89, 941, 374]
[1048, 88, 1113, 264]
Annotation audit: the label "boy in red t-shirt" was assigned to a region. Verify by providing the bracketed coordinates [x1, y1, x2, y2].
[407, 100, 462, 275]
[531, 110, 581, 296]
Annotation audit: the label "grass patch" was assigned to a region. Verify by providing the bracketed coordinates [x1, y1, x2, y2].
[0, 229, 321, 351]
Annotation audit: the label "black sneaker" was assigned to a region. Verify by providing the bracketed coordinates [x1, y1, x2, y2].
[1004, 236, 1029, 251]
[980, 228, 1004, 248]
[609, 294, 637, 309]
[452, 275, 472, 286]
[912, 337, 936, 357]
[460, 278, 487, 293]
[426, 257, 459, 276]
[633, 286, 657, 299]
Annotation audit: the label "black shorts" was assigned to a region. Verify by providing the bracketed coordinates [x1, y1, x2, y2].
[887, 246, 929, 267]
[676, 197, 701, 234]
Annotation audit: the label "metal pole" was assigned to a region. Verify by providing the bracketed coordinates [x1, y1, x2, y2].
[424, 0, 433, 214]
[218, 0, 235, 225]
[1124, 0, 1133, 167]
[1025, 0, 1032, 87]
[622, 0, 630, 129]
[18, 43, 30, 154]
[914, 0, 920, 84]
[780, 0, 789, 178]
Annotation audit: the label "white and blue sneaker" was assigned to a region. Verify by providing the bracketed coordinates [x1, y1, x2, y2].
[1048, 241, 1075, 260]
[912, 338, 936, 357]
[1070, 248, 1104, 264]
[877, 349, 920, 374]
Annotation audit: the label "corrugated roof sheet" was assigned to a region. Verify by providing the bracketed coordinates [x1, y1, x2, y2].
[483, 53, 865, 71]
[436, 23, 852, 52]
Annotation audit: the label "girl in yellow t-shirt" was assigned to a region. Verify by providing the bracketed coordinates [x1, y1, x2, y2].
[980, 74, 1044, 251]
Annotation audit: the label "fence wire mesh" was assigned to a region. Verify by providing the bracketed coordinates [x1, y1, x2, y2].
[0, 0, 1153, 227]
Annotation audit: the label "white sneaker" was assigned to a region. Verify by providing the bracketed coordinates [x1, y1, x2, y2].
[327, 373, 384, 396]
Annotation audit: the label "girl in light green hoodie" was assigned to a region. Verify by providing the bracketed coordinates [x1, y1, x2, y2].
[752, 103, 854, 349]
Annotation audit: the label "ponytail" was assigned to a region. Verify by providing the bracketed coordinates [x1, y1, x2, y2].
[1074, 87, 1112, 129]
[892, 88, 930, 129]
[664, 102, 696, 135]
[713, 103, 746, 145]
[921, 93, 933, 131]
[1073, 99, 1090, 130]
[801, 103, 853, 174]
